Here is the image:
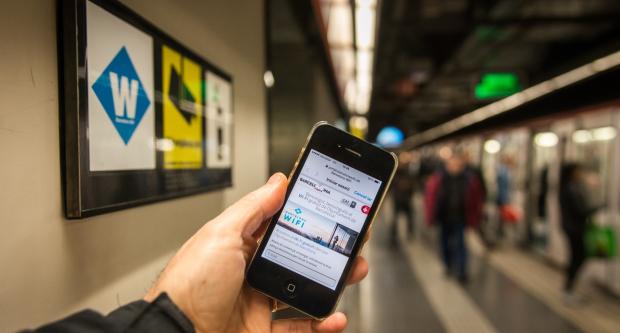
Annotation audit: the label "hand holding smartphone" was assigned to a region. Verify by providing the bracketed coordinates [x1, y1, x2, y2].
[247, 122, 397, 318]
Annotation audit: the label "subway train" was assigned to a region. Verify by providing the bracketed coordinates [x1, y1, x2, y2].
[413, 101, 620, 297]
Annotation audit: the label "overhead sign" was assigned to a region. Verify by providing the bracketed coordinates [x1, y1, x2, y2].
[475, 73, 522, 100]
[60, 0, 233, 218]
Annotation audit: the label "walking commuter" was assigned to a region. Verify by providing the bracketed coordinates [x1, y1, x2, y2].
[390, 152, 416, 244]
[418, 154, 442, 182]
[425, 153, 484, 283]
[495, 154, 515, 240]
[537, 167, 549, 219]
[463, 151, 487, 199]
[496, 154, 513, 209]
[462, 153, 491, 247]
[559, 163, 598, 305]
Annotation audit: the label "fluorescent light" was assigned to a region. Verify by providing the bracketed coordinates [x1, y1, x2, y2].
[349, 116, 368, 139]
[354, 50, 373, 114]
[320, 0, 377, 117]
[356, 71, 372, 93]
[355, 91, 370, 114]
[355, 6, 375, 50]
[350, 116, 368, 131]
[534, 132, 558, 147]
[333, 48, 355, 93]
[592, 126, 617, 141]
[354, 77, 371, 114]
[356, 50, 373, 77]
[484, 139, 501, 154]
[572, 127, 617, 143]
[263, 70, 274, 88]
[356, 0, 377, 6]
[572, 130, 592, 143]
[344, 79, 357, 110]
[331, 48, 355, 76]
[327, 4, 353, 47]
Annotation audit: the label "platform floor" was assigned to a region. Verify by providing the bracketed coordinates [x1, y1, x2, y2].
[334, 204, 620, 333]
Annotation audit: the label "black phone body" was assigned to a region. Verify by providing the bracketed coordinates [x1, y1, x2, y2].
[246, 122, 397, 319]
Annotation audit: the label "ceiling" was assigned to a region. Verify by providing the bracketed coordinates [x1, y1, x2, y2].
[369, 0, 620, 140]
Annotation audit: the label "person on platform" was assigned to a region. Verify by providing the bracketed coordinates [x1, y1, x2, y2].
[390, 151, 416, 244]
[462, 151, 491, 246]
[424, 152, 484, 283]
[559, 163, 598, 305]
[23, 173, 368, 333]
[495, 154, 514, 212]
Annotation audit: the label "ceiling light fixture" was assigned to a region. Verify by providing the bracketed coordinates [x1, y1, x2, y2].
[572, 130, 592, 144]
[484, 139, 501, 154]
[263, 70, 274, 88]
[592, 126, 617, 141]
[534, 132, 559, 147]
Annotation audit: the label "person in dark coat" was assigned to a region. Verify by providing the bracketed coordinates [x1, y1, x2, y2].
[559, 163, 597, 305]
[390, 152, 416, 244]
[425, 153, 484, 283]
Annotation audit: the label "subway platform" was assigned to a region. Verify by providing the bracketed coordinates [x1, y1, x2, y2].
[335, 198, 620, 333]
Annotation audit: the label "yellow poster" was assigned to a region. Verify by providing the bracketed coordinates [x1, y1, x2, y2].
[162, 45, 203, 169]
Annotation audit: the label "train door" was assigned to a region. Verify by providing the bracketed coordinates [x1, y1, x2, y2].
[542, 119, 576, 265]
[528, 130, 560, 254]
[480, 129, 530, 246]
[564, 110, 619, 294]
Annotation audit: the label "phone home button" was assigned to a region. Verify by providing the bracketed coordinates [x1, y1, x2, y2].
[282, 279, 298, 299]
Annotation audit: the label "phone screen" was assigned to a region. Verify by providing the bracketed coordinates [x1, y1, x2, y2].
[260, 149, 382, 290]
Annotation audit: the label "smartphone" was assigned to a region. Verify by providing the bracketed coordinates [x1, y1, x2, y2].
[246, 122, 397, 319]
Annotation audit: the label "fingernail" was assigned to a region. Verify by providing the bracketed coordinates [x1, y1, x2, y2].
[267, 173, 283, 185]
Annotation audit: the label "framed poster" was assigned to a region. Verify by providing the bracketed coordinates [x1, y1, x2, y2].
[59, 0, 233, 218]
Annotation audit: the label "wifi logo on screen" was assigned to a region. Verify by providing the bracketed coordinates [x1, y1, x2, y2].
[92, 46, 151, 144]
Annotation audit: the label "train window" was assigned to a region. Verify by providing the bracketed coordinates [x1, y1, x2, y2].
[566, 126, 617, 207]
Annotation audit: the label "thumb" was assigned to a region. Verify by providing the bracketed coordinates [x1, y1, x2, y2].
[215, 172, 288, 236]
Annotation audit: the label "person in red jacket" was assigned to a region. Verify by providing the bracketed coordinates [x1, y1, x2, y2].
[425, 152, 484, 283]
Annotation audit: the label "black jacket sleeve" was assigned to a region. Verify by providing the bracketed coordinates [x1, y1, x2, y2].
[21, 293, 195, 333]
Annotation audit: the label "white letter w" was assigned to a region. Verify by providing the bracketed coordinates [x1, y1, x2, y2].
[109, 72, 139, 119]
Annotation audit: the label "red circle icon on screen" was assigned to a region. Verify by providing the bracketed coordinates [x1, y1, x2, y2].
[361, 205, 370, 214]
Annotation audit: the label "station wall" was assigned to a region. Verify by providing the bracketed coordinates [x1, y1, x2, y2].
[268, 43, 341, 174]
[266, 0, 342, 175]
[0, 0, 266, 331]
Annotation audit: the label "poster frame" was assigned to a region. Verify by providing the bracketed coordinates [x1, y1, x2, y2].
[58, 0, 234, 219]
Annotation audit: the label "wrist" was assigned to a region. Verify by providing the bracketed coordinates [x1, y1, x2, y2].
[141, 292, 196, 332]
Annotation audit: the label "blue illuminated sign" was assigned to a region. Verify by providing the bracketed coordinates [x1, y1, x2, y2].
[376, 126, 404, 148]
